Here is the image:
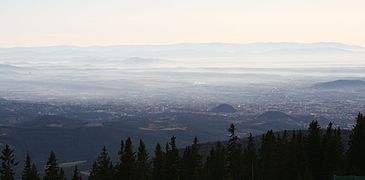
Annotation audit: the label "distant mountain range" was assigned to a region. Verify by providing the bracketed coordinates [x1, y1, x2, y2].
[0, 64, 21, 70]
[0, 42, 363, 58]
[1, 42, 363, 51]
[1, 42, 364, 69]
[121, 57, 169, 65]
[314, 80, 365, 89]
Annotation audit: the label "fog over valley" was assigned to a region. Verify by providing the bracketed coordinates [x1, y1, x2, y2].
[1, 43, 365, 124]
[1, 42, 365, 103]
[2, 0, 365, 178]
[1, 43, 365, 175]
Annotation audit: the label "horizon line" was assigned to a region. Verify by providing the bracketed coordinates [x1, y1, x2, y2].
[0, 41, 364, 49]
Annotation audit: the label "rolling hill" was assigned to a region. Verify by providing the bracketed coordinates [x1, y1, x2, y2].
[314, 80, 365, 89]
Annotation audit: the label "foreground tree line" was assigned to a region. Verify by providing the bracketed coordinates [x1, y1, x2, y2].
[1, 113, 365, 180]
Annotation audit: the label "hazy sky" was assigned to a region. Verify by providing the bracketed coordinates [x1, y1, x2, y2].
[1, 0, 364, 47]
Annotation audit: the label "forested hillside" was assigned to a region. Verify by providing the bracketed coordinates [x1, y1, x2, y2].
[1, 113, 365, 180]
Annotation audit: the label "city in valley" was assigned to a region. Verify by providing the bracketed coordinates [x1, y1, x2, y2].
[1, 44, 365, 174]
[1, 1, 365, 178]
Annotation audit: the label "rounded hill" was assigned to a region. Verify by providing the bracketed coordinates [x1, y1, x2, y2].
[211, 104, 237, 113]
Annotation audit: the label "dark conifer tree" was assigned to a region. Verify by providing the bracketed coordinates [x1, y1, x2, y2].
[259, 130, 277, 180]
[22, 153, 40, 180]
[30, 164, 40, 180]
[190, 137, 203, 180]
[181, 137, 203, 180]
[285, 130, 306, 180]
[119, 137, 136, 180]
[22, 153, 32, 180]
[204, 142, 227, 180]
[299, 130, 313, 180]
[89, 146, 114, 180]
[286, 131, 299, 180]
[136, 139, 150, 180]
[181, 146, 191, 180]
[152, 143, 165, 180]
[347, 113, 365, 175]
[165, 136, 180, 180]
[307, 120, 323, 180]
[334, 127, 345, 174]
[43, 151, 62, 180]
[242, 133, 257, 180]
[115, 140, 124, 178]
[0, 144, 17, 180]
[322, 122, 343, 179]
[276, 130, 291, 180]
[71, 165, 82, 180]
[226, 123, 243, 180]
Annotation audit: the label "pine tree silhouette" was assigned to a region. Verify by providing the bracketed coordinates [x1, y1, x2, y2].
[89, 146, 114, 180]
[22, 153, 40, 180]
[165, 136, 180, 180]
[347, 113, 365, 175]
[136, 139, 150, 180]
[152, 143, 165, 180]
[0, 144, 17, 180]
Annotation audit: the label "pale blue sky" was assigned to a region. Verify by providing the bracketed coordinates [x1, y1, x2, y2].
[1, 0, 364, 47]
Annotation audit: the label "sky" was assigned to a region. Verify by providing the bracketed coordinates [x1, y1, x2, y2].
[1, 0, 364, 47]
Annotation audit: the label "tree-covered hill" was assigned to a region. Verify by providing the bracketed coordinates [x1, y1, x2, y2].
[1, 113, 365, 179]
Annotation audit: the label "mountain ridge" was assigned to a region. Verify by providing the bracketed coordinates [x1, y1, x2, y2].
[0, 42, 363, 50]
[314, 79, 365, 89]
